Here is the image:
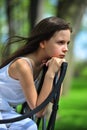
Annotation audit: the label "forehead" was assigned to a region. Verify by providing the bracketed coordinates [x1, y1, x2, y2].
[52, 30, 71, 40]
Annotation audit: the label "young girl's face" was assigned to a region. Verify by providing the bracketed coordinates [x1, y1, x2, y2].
[43, 29, 71, 59]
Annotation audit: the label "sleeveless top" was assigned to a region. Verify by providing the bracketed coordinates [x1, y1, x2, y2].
[0, 57, 42, 107]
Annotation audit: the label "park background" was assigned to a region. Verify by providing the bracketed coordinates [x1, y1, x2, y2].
[0, 0, 87, 130]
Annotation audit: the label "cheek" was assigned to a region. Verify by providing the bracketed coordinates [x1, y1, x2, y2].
[51, 48, 60, 57]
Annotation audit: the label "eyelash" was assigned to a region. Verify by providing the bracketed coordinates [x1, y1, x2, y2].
[67, 42, 70, 45]
[57, 41, 65, 45]
[57, 41, 70, 45]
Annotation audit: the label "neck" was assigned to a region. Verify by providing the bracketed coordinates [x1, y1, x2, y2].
[26, 51, 44, 68]
[26, 52, 44, 79]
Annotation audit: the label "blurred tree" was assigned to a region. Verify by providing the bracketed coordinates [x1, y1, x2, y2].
[2, 0, 15, 60]
[6, 0, 16, 36]
[29, 0, 40, 32]
[56, 0, 87, 94]
[1, 0, 30, 61]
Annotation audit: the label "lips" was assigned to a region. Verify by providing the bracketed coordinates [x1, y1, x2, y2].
[59, 55, 65, 58]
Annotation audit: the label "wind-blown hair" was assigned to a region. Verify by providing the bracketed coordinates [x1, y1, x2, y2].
[0, 16, 72, 68]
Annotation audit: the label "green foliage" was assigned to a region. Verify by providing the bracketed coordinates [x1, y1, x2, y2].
[44, 0, 57, 16]
[55, 76, 87, 130]
[0, 43, 5, 63]
[81, 67, 87, 77]
[74, 62, 87, 77]
[71, 77, 87, 89]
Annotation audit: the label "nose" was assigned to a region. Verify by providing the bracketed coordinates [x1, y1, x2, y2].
[63, 44, 68, 52]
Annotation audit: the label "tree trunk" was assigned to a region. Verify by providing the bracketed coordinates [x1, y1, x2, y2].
[28, 0, 40, 32]
[3, 0, 15, 59]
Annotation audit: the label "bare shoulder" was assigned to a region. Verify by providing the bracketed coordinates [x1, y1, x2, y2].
[15, 58, 31, 70]
[9, 58, 32, 80]
[15, 58, 33, 75]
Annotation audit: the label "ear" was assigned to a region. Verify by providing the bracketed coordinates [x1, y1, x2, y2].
[40, 41, 45, 49]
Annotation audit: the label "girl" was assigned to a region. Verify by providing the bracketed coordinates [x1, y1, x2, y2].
[0, 16, 72, 130]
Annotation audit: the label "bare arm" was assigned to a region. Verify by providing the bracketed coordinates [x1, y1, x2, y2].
[10, 58, 65, 117]
[36, 58, 64, 116]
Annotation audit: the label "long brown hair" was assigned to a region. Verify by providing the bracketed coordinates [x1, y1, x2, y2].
[0, 16, 72, 68]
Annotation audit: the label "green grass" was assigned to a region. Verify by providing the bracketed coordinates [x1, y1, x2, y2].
[54, 77, 87, 130]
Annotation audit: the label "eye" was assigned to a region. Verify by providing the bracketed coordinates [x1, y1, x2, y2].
[56, 40, 65, 45]
[67, 41, 70, 45]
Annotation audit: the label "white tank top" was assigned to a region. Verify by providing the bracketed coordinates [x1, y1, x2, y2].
[0, 57, 42, 107]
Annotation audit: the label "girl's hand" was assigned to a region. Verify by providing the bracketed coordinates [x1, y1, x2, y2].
[46, 57, 66, 77]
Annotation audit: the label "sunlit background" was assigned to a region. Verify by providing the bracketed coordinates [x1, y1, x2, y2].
[0, 0, 87, 130]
